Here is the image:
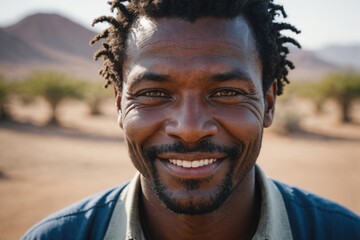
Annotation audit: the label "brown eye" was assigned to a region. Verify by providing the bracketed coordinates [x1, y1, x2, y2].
[136, 89, 172, 106]
[142, 90, 169, 98]
[212, 89, 240, 97]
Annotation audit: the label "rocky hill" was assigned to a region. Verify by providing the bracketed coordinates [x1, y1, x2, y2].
[0, 13, 101, 80]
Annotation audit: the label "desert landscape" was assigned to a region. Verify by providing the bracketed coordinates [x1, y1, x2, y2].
[0, 98, 359, 240]
[1, 12, 360, 240]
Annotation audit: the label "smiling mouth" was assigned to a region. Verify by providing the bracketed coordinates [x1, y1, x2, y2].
[168, 159, 218, 168]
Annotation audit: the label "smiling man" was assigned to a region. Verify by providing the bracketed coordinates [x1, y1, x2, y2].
[22, 0, 360, 239]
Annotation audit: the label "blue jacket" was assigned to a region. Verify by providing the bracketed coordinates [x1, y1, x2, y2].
[22, 181, 360, 240]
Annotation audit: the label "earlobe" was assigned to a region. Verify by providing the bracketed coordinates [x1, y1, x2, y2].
[263, 82, 277, 128]
[115, 87, 123, 129]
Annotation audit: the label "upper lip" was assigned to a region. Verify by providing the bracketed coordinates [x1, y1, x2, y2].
[157, 152, 227, 161]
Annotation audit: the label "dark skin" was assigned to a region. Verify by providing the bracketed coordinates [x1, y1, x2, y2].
[116, 16, 276, 240]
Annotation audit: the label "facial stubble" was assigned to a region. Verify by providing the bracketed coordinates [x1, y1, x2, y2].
[142, 140, 242, 215]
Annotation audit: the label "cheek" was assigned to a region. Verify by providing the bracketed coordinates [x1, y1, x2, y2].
[214, 106, 264, 143]
[122, 108, 167, 145]
[217, 107, 264, 177]
[122, 112, 152, 177]
[122, 107, 170, 175]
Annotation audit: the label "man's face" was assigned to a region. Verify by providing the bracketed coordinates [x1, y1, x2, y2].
[118, 16, 276, 214]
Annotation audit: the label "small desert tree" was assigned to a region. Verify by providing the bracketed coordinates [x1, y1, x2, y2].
[84, 81, 113, 116]
[295, 81, 328, 114]
[25, 71, 84, 125]
[0, 76, 12, 121]
[270, 82, 302, 134]
[310, 72, 360, 123]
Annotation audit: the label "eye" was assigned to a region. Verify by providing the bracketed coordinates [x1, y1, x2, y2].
[135, 89, 172, 106]
[211, 89, 241, 97]
[140, 89, 169, 98]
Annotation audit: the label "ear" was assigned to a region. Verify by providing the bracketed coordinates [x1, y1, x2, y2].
[263, 82, 277, 128]
[114, 86, 123, 129]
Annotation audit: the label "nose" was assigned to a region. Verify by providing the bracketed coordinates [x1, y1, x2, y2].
[165, 95, 218, 143]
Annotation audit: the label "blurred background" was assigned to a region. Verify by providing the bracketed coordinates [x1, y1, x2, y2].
[0, 0, 360, 239]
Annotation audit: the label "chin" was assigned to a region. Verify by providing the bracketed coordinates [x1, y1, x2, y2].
[141, 140, 254, 215]
[150, 162, 236, 215]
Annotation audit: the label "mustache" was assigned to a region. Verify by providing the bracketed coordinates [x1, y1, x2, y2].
[143, 140, 241, 160]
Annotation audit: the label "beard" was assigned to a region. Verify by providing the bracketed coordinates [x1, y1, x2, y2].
[142, 140, 241, 215]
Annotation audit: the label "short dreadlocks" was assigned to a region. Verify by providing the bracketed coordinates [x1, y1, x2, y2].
[91, 0, 300, 95]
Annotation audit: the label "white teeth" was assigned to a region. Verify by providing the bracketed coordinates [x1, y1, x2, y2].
[168, 159, 217, 168]
[191, 161, 200, 168]
[183, 161, 192, 168]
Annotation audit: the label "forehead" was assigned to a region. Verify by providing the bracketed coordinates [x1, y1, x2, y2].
[124, 16, 261, 85]
[129, 15, 256, 45]
[126, 15, 258, 56]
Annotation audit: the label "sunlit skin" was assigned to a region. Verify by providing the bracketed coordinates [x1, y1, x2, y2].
[116, 16, 276, 240]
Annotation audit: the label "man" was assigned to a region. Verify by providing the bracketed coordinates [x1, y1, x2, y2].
[23, 0, 360, 239]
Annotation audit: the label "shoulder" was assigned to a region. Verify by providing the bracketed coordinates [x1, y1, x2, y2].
[273, 180, 360, 240]
[21, 183, 129, 240]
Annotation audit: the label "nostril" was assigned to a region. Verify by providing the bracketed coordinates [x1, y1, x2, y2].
[165, 118, 218, 143]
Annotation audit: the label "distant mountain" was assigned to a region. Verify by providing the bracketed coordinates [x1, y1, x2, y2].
[0, 13, 359, 81]
[315, 44, 360, 71]
[288, 45, 360, 81]
[4, 13, 97, 59]
[0, 28, 48, 62]
[0, 13, 102, 80]
[287, 48, 342, 81]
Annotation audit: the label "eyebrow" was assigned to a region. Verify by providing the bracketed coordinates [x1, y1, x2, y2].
[211, 70, 253, 84]
[131, 71, 170, 88]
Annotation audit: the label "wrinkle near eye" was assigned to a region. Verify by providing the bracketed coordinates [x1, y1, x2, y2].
[124, 103, 140, 117]
[219, 98, 263, 124]
[240, 101, 264, 124]
[123, 94, 142, 117]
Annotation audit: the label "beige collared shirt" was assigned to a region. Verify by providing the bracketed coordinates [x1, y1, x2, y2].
[103, 165, 293, 240]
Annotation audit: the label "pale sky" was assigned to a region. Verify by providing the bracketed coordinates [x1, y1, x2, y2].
[0, 0, 359, 50]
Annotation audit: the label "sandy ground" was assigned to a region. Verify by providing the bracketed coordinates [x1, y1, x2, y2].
[0, 99, 359, 239]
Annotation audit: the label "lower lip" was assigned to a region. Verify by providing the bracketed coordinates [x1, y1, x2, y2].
[159, 159, 223, 179]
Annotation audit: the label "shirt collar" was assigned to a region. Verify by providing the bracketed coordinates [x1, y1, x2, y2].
[252, 166, 293, 240]
[104, 172, 145, 240]
[104, 166, 293, 240]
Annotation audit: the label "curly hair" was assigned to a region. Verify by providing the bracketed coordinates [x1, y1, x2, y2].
[91, 0, 300, 95]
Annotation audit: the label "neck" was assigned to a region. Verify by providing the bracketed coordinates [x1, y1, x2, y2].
[140, 168, 260, 240]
